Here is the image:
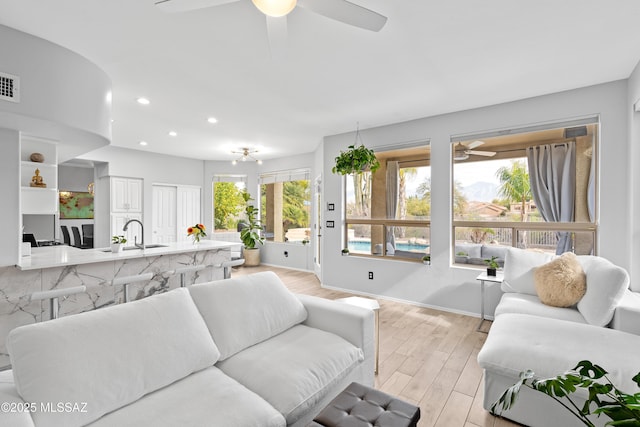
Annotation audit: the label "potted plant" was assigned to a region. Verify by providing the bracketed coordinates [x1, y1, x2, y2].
[111, 235, 127, 253]
[422, 254, 431, 265]
[240, 191, 264, 266]
[341, 248, 350, 256]
[332, 144, 380, 175]
[484, 256, 499, 276]
[492, 360, 640, 426]
[455, 251, 469, 264]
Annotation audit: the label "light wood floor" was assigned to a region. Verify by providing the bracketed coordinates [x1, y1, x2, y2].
[234, 265, 520, 427]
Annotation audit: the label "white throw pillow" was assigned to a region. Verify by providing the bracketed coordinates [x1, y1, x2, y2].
[577, 256, 630, 326]
[189, 271, 307, 360]
[502, 247, 554, 295]
[7, 288, 220, 427]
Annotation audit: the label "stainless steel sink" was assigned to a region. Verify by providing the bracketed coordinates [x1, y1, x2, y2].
[120, 244, 169, 251]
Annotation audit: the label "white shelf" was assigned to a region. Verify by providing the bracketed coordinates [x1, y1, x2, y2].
[21, 160, 57, 168]
[20, 135, 59, 215]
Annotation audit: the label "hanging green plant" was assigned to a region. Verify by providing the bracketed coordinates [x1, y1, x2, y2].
[332, 144, 380, 175]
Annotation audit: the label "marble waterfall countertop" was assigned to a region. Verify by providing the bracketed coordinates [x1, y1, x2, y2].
[17, 240, 238, 270]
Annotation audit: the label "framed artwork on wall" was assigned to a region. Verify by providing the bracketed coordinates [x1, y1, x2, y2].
[59, 191, 94, 219]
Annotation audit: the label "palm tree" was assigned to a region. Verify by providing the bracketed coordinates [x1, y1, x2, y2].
[397, 168, 417, 237]
[496, 161, 531, 222]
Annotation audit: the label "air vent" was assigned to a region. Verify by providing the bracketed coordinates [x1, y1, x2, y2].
[0, 72, 20, 103]
[564, 126, 587, 139]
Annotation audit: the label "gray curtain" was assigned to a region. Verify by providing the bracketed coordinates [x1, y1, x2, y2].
[527, 142, 576, 254]
[386, 161, 399, 251]
[587, 146, 595, 222]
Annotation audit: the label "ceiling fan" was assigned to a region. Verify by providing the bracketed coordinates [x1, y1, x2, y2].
[453, 141, 496, 161]
[155, 0, 387, 56]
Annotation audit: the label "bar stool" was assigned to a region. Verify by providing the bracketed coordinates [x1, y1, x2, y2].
[220, 259, 245, 279]
[172, 264, 208, 287]
[30, 286, 87, 320]
[108, 273, 154, 303]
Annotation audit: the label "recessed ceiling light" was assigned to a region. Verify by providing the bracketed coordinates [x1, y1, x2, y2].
[136, 97, 150, 105]
[168, 131, 177, 137]
[207, 117, 218, 124]
[139, 141, 148, 146]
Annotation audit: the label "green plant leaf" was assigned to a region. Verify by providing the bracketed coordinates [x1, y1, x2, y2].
[494, 362, 640, 427]
[632, 373, 640, 388]
[575, 361, 608, 379]
[332, 143, 380, 175]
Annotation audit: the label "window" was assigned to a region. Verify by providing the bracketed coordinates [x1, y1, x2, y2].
[212, 175, 246, 232]
[260, 169, 311, 243]
[451, 120, 598, 266]
[345, 144, 431, 261]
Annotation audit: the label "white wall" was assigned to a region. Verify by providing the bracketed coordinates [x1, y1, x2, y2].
[321, 81, 631, 315]
[79, 146, 205, 246]
[628, 59, 640, 289]
[0, 25, 111, 162]
[0, 129, 20, 266]
[59, 165, 95, 192]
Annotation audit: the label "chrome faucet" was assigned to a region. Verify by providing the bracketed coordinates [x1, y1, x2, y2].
[123, 219, 145, 250]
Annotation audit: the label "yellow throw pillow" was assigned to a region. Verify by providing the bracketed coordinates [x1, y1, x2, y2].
[534, 252, 587, 307]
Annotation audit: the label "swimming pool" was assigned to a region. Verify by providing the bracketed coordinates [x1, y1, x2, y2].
[348, 241, 429, 252]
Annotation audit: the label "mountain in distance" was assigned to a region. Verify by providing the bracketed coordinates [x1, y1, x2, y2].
[462, 181, 498, 202]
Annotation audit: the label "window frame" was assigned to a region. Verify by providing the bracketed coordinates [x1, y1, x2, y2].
[450, 119, 599, 266]
[259, 168, 311, 244]
[212, 174, 247, 233]
[343, 144, 431, 262]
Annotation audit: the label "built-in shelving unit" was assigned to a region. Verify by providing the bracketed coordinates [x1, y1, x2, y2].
[20, 136, 58, 215]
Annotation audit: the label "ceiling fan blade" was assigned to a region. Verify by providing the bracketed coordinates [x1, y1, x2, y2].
[468, 150, 496, 157]
[297, 0, 387, 32]
[266, 16, 288, 59]
[467, 140, 485, 150]
[155, 0, 239, 13]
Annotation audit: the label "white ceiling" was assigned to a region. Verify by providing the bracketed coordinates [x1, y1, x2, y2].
[1, 0, 640, 162]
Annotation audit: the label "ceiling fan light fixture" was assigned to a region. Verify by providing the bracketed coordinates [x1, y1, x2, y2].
[232, 147, 262, 165]
[252, 0, 297, 17]
[453, 143, 469, 161]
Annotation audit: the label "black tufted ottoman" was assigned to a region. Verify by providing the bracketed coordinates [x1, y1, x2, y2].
[309, 382, 420, 427]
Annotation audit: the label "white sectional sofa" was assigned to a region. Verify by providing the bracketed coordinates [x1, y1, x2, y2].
[477, 248, 640, 427]
[0, 271, 374, 427]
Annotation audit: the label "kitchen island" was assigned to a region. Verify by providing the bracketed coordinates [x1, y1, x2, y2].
[1, 240, 238, 368]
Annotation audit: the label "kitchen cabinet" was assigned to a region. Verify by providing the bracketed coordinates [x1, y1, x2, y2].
[109, 177, 143, 243]
[111, 213, 143, 245]
[111, 177, 142, 212]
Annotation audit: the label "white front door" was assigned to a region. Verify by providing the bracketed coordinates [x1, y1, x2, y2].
[152, 185, 177, 243]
